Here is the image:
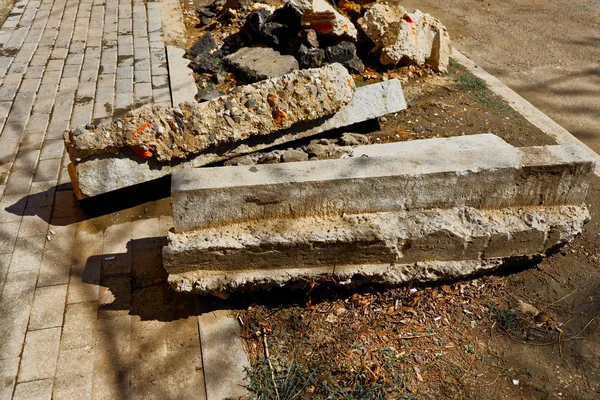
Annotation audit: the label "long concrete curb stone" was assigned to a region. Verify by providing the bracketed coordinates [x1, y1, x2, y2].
[163, 134, 595, 293]
[170, 136, 591, 232]
[67, 77, 405, 198]
[452, 48, 600, 175]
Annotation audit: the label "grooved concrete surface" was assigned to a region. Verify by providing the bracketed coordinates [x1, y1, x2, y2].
[0, 0, 207, 398]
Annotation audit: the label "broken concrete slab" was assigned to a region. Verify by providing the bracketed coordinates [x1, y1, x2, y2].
[359, 4, 451, 72]
[68, 78, 404, 198]
[170, 139, 594, 232]
[164, 205, 590, 293]
[224, 47, 299, 82]
[349, 133, 512, 158]
[66, 63, 354, 162]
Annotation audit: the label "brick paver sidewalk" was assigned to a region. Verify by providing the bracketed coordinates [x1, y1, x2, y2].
[0, 0, 206, 398]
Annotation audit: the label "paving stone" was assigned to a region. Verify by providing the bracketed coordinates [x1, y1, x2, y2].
[13, 148, 40, 171]
[46, 59, 65, 71]
[12, 379, 53, 400]
[28, 284, 68, 330]
[59, 76, 80, 91]
[61, 301, 98, 350]
[134, 82, 152, 101]
[79, 69, 98, 83]
[9, 236, 45, 273]
[27, 181, 57, 208]
[18, 206, 51, 237]
[0, 271, 37, 359]
[51, 47, 69, 60]
[76, 81, 97, 99]
[38, 250, 72, 287]
[53, 347, 94, 399]
[0, 141, 18, 172]
[19, 77, 41, 93]
[67, 262, 101, 304]
[0, 221, 19, 253]
[0, 196, 24, 223]
[40, 139, 65, 160]
[0, 357, 20, 400]
[18, 327, 61, 382]
[61, 64, 82, 79]
[24, 65, 46, 79]
[33, 159, 61, 182]
[134, 68, 151, 83]
[4, 170, 33, 196]
[199, 311, 248, 399]
[45, 119, 70, 140]
[97, 73, 116, 88]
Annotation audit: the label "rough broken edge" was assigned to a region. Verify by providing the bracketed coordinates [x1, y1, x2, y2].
[452, 48, 600, 176]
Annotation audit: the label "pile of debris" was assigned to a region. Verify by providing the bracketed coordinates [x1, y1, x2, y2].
[185, 0, 451, 100]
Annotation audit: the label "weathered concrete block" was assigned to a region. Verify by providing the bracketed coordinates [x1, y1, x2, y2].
[68, 79, 405, 198]
[171, 139, 594, 232]
[163, 206, 590, 293]
[225, 47, 299, 82]
[359, 4, 451, 72]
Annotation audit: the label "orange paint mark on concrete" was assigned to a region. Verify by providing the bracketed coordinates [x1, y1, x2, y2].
[273, 109, 287, 124]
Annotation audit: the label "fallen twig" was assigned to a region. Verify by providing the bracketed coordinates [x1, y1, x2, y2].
[562, 315, 597, 342]
[262, 327, 280, 400]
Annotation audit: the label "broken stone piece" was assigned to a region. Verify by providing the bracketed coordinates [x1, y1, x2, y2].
[339, 132, 368, 146]
[359, 4, 451, 72]
[64, 63, 355, 163]
[325, 41, 364, 73]
[224, 47, 299, 82]
[296, 44, 326, 68]
[186, 32, 224, 75]
[297, 0, 358, 40]
[282, 149, 309, 163]
[241, 7, 272, 43]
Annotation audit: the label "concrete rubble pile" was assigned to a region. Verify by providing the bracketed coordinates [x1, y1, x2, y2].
[187, 0, 452, 96]
[163, 134, 595, 294]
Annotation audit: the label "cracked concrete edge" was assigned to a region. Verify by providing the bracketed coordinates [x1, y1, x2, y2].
[452, 48, 600, 176]
[198, 311, 250, 400]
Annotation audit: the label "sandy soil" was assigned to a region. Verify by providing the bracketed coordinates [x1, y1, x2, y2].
[400, 0, 600, 154]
